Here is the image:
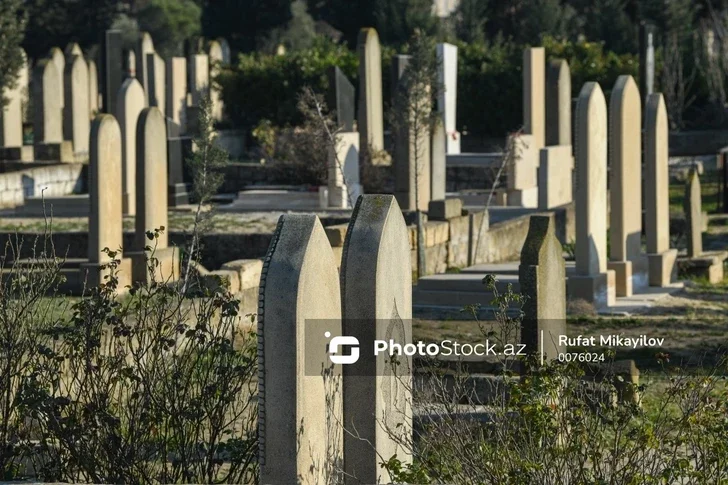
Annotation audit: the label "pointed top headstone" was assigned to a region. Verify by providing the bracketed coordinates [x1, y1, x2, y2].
[685, 167, 703, 258]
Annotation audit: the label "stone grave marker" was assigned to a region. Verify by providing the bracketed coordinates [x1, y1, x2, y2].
[49, 47, 65, 110]
[436, 42, 460, 154]
[608, 75, 644, 296]
[166, 57, 188, 133]
[218, 37, 231, 64]
[431, 120, 446, 201]
[81, 114, 131, 290]
[340, 194, 413, 485]
[640, 22, 656, 99]
[116, 78, 146, 216]
[88, 59, 99, 118]
[546, 59, 571, 147]
[100, 30, 123, 114]
[569, 82, 615, 308]
[0, 61, 24, 158]
[328, 132, 360, 208]
[33, 59, 72, 161]
[357, 28, 385, 164]
[124, 48, 136, 79]
[326, 66, 355, 132]
[519, 214, 566, 361]
[136, 32, 155, 104]
[166, 118, 189, 206]
[645, 93, 678, 286]
[685, 167, 703, 258]
[63, 55, 90, 160]
[189, 54, 209, 107]
[524, 47, 545, 151]
[146, 52, 166, 116]
[64, 42, 82, 58]
[258, 214, 343, 485]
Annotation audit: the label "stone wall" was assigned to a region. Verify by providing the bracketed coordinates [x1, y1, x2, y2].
[0, 163, 85, 208]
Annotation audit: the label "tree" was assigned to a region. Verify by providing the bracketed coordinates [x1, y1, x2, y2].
[136, 0, 201, 58]
[201, 0, 292, 55]
[374, 0, 438, 46]
[572, 0, 636, 54]
[305, 0, 377, 48]
[263, 0, 317, 53]
[22, 0, 121, 60]
[0, 0, 26, 106]
[455, 0, 489, 44]
[516, 0, 578, 45]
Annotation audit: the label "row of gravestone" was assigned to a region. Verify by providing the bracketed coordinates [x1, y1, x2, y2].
[81, 107, 178, 289]
[257, 193, 566, 484]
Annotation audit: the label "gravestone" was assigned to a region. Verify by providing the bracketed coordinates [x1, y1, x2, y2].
[436, 42, 460, 154]
[545, 59, 571, 147]
[392, 55, 431, 211]
[189, 54, 210, 107]
[64, 42, 82, 58]
[208, 40, 224, 121]
[519, 214, 566, 361]
[166, 118, 189, 206]
[49, 47, 65, 110]
[645, 93, 678, 286]
[326, 66, 355, 132]
[537, 145, 573, 209]
[131, 107, 178, 283]
[524, 47, 545, 150]
[100, 30, 123, 114]
[32, 59, 62, 144]
[0, 63, 23, 152]
[81, 114, 131, 290]
[166, 57, 187, 133]
[123, 48, 137, 79]
[136, 32, 155, 104]
[116, 78, 146, 216]
[218, 37, 231, 64]
[340, 194, 413, 485]
[507, 133, 539, 207]
[146, 52, 165, 116]
[63, 55, 90, 160]
[19, 49, 29, 122]
[608, 75, 644, 296]
[685, 168, 703, 258]
[327, 132, 360, 208]
[639, 22, 656, 99]
[88, 59, 99, 118]
[357, 28, 385, 165]
[569, 82, 615, 308]
[431, 120, 446, 201]
[258, 214, 343, 484]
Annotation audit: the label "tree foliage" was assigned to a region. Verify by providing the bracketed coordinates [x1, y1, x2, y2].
[136, 0, 201, 58]
[0, 0, 26, 106]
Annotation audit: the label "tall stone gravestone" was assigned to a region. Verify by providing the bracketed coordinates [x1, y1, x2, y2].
[130, 107, 179, 283]
[519, 214, 566, 361]
[189, 54, 210, 107]
[640, 22, 656, 100]
[258, 214, 343, 485]
[64, 43, 82, 58]
[136, 32, 155, 105]
[116, 78, 146, 216]
[645, 93, 677, 286]
[357, 28, 386, 165]
[123, 49, 136, 79]
[340, 195, 413, 485]
[81, 114, 131, 291]
[33, 59, 73, 162]
[63, 55, 90, 160]
[166, 57, 188, 133]
[328, 133, 360, 208]
[436, 42, 460, 154]
[524, 48, 545, 151]
[392, 55, 431, 211]
[88, 59, 99, 118]
[166, 118, 189, 206]
[49, 48, 65, 111]
[208, 40, 224, 122]
[569, 82, 615, 308]
[539, 59, 573, 209]
[0, 61, 24, 160]
[685, 168, 703, 258]
[431, 120, 446, 201]
[326, 66, 355, 132]
[100, 30, 123, 114]
[608, 75, 645, 296]
[146, 52, 165, 116]
[218, 37, 231, 64]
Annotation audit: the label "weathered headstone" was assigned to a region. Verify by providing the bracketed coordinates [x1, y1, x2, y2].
[208, 40, 224, 121]
[131, 107, 178, 283]
[88, 59, 99, 118]
[357, 28, 385, 165]
[639, 22, 656, 99]
[507, 133, 539, 207]
[116, 78, 146, 216]
[166, 57, 188, 134]
[136, 32, 155, 104]
[545, 59, 571, 147]
[49, 47, 65, 110]
[146, 52, 165, 116]
[431, 120, 446, 201]
[608, 75, 644, 296]
[258, 214, 343, 484]
[523, 47, 545, 151]
[326, 66, 355, 132]
[32, 59, 62, 143]
[81, 114, 131, 290]
[392, 55, 431, 211]
[569, 82, 615, 308]
[328, 132, 360, 208]
[645, 93, 678, 286]
[166, 118, 189, 206]
[64, 42, 82, 59]
[189, 54, 210, 107]
[0, 64, 23, 151]
[436, 42, 460, 154]
[519, 214, 566, 361]
[18, 49, 29, 123]
[63, 55, 90, 160]
[685, 167, 703, 258]
[123, 48, 137, 79]
[340, 194, 412, 485]
[537, 145, 573, 209]
[218, 37, 231, 64]
[100, 30, 123, 114]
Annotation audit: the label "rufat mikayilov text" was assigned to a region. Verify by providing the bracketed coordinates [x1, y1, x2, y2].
[560, 335, 665, 349]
